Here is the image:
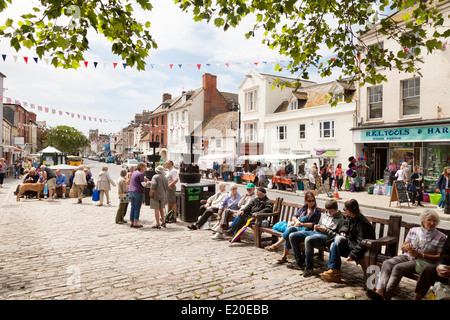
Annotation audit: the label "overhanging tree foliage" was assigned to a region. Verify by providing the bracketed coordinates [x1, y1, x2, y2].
[175, 0, 450, 92]
[0, 0, 157, 70]
[45, 125, 89, 155]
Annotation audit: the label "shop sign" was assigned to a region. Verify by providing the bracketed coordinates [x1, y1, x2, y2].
[316, 150, 337, 156]
[361, 125, 450, 142]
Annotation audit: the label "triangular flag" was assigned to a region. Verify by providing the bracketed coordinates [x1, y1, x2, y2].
[24, 57, 28, 64]
[123, 63, 127, 69]
[113, 63, 118, 69]
[84, 61, 88, 68]
[225, 63, 229, 67]
[2, 54, 6, 61]
[178, 64, 182, 68]
[52, 109, 56, 114]
[44, 58, 49, 65]
[94, 62, 98, 68]
[169, 64, 173, 69]
[13, 56, 18, 62]
[31, 104, 35, 109]
[33, 57, 38, 63]
[197, 64, 201, 70]
[59, 111, 63, 116]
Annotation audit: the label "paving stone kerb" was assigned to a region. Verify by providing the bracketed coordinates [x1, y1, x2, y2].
[0, 177, 417, 300]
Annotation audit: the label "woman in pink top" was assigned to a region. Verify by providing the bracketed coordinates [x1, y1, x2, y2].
[336, 163, 344, 190]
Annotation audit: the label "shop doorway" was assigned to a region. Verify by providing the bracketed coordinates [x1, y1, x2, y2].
[374, 148, 388, 182]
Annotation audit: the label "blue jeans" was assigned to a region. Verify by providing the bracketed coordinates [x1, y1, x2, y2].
[129, 191, 144, 223]
[438, 189, 446, 208]
[282, 226, 303, 249]
[328, 235, 350, 270]
[289, 231, 328, 269]
[14, 167, 20, 178]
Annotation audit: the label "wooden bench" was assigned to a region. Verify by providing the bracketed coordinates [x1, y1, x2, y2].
[364, 220, 450, 283]
[251, 199, 405, 290]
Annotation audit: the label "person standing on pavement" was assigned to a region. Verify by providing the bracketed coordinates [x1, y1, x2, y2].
[115, 169, 129, 224]
[410, 165, 424, 207]
[165, 160, 179, 223]
[436, 167, 450, 211]
[0, 158, 7, 188]
[40, 165, 57, 201]
[150, 165, 169, 229]
[96, 165, 116, 206]
[402, 162, 412, 185]
[129, 162, 147, 228]
[13, 158, 21, 179]
[321, 199, 375, 283]
[73, 165, 87, 204]
[336, 163, 344, 190]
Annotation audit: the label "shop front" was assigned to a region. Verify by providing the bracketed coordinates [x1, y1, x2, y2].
[353, 122, 450, 182]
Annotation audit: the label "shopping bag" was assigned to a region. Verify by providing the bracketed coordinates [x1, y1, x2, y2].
[119, 193, 130, 203]
[43, 184, 48, 195]
[69, 187, 78, 198]
[92, 189, 100, 201]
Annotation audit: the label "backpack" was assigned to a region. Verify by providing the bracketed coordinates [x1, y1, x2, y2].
[164, 209, 174, 223]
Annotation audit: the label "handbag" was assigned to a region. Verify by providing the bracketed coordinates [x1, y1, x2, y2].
[92, 189, 100, 201]
[69, 186, 78, 198]
[119, 193, 130, 203]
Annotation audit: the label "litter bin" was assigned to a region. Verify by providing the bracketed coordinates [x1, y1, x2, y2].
[180, 182, 216, 222]
[144, 169, 155, 206]
[234, 172, 242, 184]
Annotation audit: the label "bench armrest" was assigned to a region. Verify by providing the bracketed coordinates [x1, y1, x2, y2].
[252, 211, 279, 219]
[361, 236, 398, 249]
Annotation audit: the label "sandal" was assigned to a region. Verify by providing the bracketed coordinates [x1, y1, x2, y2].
[152, 225, 161, 229]
[265, 245, 278, 252]
[275, 256, 288, 264]
[161, 223, 166, 228]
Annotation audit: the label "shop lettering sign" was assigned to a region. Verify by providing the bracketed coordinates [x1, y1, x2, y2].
[361, 125, 450, 142]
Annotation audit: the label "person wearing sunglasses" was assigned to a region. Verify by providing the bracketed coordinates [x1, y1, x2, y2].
[270, 191, 322, 265]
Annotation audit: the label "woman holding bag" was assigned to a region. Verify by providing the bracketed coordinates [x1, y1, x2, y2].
[115, 169, 129, 224]
[366, 209, 447, 300]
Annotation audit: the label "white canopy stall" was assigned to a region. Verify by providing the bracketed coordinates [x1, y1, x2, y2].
[198, 153, 237, 171]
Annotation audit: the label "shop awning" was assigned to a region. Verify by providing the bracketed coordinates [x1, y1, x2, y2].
[238, 153, 312, 162]
[0, 144, 25, 153]
[198, 153, 237, 171]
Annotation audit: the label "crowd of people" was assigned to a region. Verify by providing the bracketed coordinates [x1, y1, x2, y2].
[6, 155, 450, 300]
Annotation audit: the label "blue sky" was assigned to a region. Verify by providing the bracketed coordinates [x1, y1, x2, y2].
[0, 1, 337, 137]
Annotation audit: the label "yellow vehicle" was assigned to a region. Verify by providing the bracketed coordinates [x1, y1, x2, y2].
[67, 156, 82, 166]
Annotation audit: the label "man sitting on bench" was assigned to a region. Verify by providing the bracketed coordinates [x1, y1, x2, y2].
[228, 187, 273, 242]
[55, 169, 67, 199]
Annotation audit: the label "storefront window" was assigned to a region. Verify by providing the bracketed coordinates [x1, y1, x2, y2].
[422, 143, 450, 177]
[389, 143, 415, 170]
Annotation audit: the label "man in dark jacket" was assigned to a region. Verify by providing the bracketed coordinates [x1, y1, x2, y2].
[414, 235, 450, 300]
[229, 187, 273, 239]
[321, 199, 375, 283]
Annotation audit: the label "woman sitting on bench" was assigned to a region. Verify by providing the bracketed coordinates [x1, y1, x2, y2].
[366, 209, 447, 300]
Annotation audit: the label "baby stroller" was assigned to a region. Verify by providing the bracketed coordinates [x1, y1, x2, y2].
[83, 179, 95, 196]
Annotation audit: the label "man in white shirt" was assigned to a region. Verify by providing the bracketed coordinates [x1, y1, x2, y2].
[165, 160, 179, 222]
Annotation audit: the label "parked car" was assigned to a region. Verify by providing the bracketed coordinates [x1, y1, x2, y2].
[122, 159, 138, 171]
[99, 156, 106, 162]
[93, 156, 100, 161]
[106, 157, 114, 163]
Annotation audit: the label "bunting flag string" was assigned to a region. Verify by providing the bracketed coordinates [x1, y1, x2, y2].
[2, 44, 448, 72]
[1, 96, 125, 124]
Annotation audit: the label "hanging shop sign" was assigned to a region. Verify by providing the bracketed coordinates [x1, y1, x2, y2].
[360, 125, 450, 142]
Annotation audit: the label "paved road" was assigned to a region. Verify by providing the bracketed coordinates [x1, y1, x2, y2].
[0, 161, 427, 301]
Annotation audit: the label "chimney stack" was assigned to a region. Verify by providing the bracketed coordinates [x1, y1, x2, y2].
[162, 93, 172, 103]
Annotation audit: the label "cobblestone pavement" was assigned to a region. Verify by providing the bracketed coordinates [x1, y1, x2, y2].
[0, 176, 418, 301]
